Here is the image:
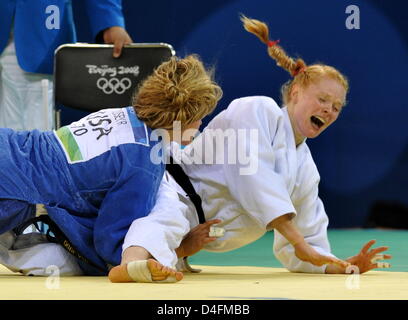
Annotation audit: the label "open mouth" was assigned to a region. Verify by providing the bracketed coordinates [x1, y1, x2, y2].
[310, 116, 325, 130]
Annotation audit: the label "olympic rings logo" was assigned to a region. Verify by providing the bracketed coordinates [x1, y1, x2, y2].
[96, 77, 132, 95]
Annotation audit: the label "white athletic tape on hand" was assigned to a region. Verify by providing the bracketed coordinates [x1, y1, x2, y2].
[370, 254, 385, 263]
[370, 255, 390, 268]
[209, 226, 225, 238]
[376, 262, 391, 268]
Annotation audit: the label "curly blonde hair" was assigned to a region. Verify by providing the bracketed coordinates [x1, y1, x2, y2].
[132, 55, 223, 130]
[241, 15, 349, 105]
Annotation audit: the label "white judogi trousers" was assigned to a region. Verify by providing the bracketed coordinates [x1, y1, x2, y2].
[0, 230, 83, 276]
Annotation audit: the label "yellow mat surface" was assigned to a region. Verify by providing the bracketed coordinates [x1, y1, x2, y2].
[0, 264, 406, 300]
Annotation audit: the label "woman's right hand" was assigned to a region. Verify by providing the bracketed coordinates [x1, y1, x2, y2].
[175, 219, 222, 258]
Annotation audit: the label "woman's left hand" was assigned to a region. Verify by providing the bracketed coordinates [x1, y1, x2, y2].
[345, 239, 392, 274]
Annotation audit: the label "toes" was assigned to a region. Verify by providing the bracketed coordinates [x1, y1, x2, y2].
[147, 258, 160, 271]
[146, 259, 182, 282]
[175, 271, 184, 281]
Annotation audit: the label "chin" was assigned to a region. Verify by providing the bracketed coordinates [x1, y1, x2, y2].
[306, 125, 327, 139]
[305, 131, 321, 139]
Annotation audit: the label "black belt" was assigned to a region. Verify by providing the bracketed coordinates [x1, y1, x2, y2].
[14, 214, 107, 273]
[166, 157, 206, 224]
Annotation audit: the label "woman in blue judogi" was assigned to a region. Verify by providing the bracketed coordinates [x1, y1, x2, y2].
[0, 55, 222, 275]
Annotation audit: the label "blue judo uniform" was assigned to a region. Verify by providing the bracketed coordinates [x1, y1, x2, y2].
[0, 107, 165, 275]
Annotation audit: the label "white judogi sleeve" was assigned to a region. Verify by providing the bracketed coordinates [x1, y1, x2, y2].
[217, 96, 296, 229]
[122, 172, 192, 268]
[273, 145, 336, 273]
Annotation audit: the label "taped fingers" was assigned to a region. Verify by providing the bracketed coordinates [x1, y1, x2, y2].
[370, 254, 385, 263]
[376, 262, 391, 268]
[209, 226, 225, 238]
[370, 254, 391, 269]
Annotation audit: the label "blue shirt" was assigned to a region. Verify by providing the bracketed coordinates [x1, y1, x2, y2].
[0, 0, 125, 74]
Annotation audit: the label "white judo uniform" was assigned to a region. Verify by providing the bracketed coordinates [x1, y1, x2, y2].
[123, 96, 337, 273]
[0, 96, 337, 275]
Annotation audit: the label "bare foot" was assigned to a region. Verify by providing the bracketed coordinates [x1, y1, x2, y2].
[108, 259, 183, 283]
[147, 259, 184, 281]
[108, 264, 133, 282]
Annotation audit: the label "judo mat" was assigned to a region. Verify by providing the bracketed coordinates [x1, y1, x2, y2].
[0, 229, 406, 301]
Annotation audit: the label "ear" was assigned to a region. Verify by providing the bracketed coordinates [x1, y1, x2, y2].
[290, 84, 300, 105]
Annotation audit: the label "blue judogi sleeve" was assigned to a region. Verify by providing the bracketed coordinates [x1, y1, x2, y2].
[84, 0, 126, 40]
[0, 0, 126, 74]
[93, 169, 161, 266]
[0, 1, 15, 55]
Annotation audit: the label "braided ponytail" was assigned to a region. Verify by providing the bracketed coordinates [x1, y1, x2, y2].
[240, 15, 349, 105]
[240, 15, 306, 77]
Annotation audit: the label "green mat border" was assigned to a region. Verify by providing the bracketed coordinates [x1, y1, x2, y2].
[189, 229, 407, 272]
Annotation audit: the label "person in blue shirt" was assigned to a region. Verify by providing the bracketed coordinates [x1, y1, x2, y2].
[0, 0, 132, 130]
[0, 54, 223, 276]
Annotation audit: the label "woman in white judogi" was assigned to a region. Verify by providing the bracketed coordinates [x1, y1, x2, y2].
[122, 95, 341, 274]
[113, 16, 391, 281]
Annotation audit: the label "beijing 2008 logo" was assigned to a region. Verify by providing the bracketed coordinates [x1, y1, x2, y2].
[86, 64, 139, 95]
